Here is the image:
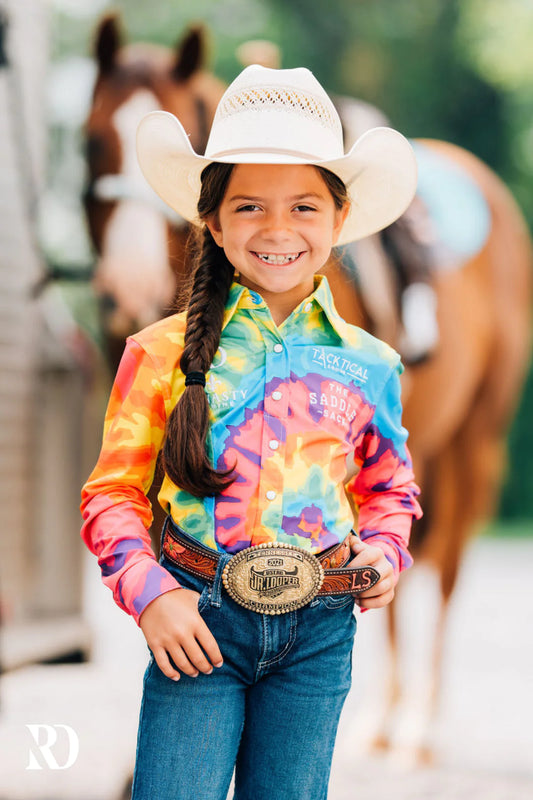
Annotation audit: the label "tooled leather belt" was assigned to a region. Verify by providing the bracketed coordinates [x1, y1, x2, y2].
[162, 518, 380, 615]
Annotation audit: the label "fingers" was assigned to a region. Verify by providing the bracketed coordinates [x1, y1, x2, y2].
[140, 588, 224, 681]
[152, 626, 223, 680]
[152, 645, 191, 681]
[354, 585, 395, 609]
[173, 626, 223, 677]
[356, 572, 395, 607]
[196, 624, 224, 670]
[165, 640, 207, 680]
[348, 535, 380, 564]
[348, 536, 397, 608]
[151, 633, 222, 682]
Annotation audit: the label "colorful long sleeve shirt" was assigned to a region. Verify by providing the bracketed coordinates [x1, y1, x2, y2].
[81, 276, 422, 624]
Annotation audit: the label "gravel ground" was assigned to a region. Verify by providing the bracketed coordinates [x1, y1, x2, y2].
[1, 535, 532, 800]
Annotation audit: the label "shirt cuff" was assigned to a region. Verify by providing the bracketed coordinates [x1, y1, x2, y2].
[358, 531, 413, 578]
[116, 559, 181, 625]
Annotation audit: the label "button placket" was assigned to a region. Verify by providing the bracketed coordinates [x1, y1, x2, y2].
[254, 337, 289, 540]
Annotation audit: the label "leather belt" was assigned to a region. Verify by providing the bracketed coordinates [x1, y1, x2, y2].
[162, 519, 380, 615]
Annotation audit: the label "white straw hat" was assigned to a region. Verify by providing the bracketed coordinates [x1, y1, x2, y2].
[136, 65, 417, 245]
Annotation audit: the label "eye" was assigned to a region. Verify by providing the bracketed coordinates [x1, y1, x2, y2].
[236, 204, 261, 213]
[293, 204, 317, 213]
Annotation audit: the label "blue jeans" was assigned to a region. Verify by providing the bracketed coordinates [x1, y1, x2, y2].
[131, 542, 357, 800]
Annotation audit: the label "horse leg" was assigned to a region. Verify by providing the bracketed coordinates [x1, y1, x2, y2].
[366, 598, 403, 754]
[408, 406, 516, 764]
[376, 440, 465, 766]
[396, 344, 531, 764]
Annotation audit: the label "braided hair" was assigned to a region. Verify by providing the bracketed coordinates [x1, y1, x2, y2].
[163, 163, 235, 497]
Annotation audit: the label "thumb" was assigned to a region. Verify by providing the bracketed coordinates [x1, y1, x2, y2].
[348, 535, 377, 566]
[349, 534, 366, 556]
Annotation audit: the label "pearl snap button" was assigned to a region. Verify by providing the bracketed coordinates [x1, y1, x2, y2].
[272, 391, 282, 401]
[269, 440, 279, 450]
[266, 490, 276, 501]
[304, 302, 312, 312]
[273, 343, 283, 353]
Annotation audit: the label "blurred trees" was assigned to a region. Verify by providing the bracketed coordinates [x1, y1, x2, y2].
[52, 0, 533, 218]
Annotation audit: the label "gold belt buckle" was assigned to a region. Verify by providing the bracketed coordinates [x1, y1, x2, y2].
[222, 542, 324, 615]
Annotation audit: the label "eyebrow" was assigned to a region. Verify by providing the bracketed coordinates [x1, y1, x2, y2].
[227, 193, 325, 203]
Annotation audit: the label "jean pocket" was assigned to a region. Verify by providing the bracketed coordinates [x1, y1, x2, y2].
[314, 594, 355, 610]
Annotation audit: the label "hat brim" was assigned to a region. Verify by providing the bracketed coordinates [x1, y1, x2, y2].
[136, 110, 417, 245]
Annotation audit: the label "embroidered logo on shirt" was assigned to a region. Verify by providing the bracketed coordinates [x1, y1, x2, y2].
[207, 382, 249, 410]
[311, 347, 368, 383]
[309, 383, 358, 424]
[210, 346, 228, 369]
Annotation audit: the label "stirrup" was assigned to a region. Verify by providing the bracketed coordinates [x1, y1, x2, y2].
[398, 283, 439, 364]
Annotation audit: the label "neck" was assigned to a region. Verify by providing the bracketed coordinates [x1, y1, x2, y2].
[267, 294, 300, 326]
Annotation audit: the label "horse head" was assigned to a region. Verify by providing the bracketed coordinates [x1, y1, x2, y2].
[83, 14, 225, 365]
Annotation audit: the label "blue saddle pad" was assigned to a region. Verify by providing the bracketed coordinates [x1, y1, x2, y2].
[411, 141, 491, 269]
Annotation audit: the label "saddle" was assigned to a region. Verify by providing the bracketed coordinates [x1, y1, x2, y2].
[334, 97, 461, 365]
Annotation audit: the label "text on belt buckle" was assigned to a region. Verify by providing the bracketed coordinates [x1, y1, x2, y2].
[222, 542, 324, 615]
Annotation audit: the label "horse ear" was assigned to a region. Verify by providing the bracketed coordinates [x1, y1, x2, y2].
[94, 13, 122, 75]
[172, 26, 205, 81]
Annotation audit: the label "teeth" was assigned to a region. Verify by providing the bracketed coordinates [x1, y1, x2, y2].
[256, 253, 300, 265]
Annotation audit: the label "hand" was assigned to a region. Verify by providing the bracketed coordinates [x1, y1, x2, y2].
[139, 588, 223, 680]
[347, 535, 397, 609]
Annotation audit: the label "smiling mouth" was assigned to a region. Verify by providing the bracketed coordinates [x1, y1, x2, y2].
[253, 252, 303, 265]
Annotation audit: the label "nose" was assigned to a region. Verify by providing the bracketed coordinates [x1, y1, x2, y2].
[261, 208, 293, 241]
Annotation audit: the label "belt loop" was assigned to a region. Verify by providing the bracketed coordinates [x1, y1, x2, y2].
[211, 552, 232, 607]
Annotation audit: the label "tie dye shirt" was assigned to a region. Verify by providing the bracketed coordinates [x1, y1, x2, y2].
[81, 276, 421, 624]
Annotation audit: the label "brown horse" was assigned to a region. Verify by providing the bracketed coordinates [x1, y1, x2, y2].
[83, 15, 226, 371]
[330, 140, 533, 760]
[83, 16, 532, 763]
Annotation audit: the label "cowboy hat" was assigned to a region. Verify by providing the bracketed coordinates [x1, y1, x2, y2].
[136, 65, 417, 245]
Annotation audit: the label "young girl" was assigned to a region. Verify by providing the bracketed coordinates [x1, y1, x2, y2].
[81, 65, 422, 800]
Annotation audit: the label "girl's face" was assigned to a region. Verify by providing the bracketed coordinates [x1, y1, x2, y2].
[206, 163, 349, 323]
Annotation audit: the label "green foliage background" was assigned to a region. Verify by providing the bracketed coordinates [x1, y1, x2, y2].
[51, 0, 533, 523]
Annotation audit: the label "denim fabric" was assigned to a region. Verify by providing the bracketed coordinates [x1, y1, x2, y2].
[131, 545, 357, 800]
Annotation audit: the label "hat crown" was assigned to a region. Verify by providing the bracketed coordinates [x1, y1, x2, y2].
[205, 65, 345, 162]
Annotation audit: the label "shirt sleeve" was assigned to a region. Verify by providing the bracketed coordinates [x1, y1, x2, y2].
[346, 361, 422, 576]
[80, 337, 180, 624]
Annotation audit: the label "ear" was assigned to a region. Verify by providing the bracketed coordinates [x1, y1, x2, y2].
[332, 203, 351, 245]
[172, 26, 205, 81]
[205, 216, 224, 248]
[94, 13, 122, 75]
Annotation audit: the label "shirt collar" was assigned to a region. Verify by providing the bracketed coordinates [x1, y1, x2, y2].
[222, 275, 353, 345]
[310, 275, 355, 345]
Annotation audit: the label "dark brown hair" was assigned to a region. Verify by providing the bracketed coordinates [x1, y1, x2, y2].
[163, 162, 348, 497]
